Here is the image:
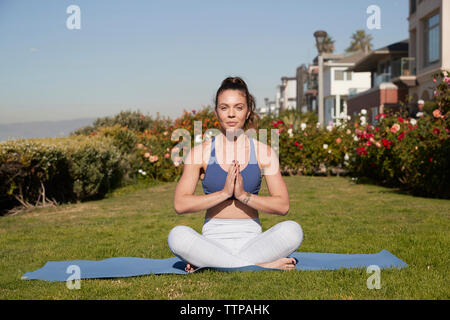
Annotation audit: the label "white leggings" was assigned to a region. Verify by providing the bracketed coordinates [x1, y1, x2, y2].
[168, 218, 303, 268]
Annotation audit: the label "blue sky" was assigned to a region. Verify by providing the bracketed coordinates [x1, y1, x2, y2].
[0, 0, 409, 124]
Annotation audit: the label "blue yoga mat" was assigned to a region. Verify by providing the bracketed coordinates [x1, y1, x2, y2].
[21, 249, 407, 282]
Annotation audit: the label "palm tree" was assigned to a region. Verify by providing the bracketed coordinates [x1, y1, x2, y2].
[321, 35, 335, 54]
[346, 30, 373, 53]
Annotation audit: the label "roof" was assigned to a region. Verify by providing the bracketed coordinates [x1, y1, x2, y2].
[337, 51, 369, 64]
[281, 76, 296, 81]
[350, 39, 409, 72]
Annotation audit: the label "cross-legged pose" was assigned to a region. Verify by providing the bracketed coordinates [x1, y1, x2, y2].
[169, 76, 303, 272]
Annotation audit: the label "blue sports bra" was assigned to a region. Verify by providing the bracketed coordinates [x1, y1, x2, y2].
[201, 135, 261, 201]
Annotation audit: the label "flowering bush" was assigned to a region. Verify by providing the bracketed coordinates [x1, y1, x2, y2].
[432, 71, 450, 115]
[348, 112, 449, 197]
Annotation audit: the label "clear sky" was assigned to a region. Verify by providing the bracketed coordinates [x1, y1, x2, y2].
[0, 0, 409, 124]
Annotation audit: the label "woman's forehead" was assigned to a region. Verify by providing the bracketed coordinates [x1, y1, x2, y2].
[218, 90, 246, 104]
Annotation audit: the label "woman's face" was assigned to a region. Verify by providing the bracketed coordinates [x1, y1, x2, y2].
[215, 89, 250, 132]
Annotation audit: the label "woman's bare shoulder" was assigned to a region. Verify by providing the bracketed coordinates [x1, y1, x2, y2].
[184, 137, 213, 167]
[253, 138, 280, 175]
[253, 138, 276, 162]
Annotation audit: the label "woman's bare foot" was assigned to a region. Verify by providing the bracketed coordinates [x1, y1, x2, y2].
[257, 257, 297, 270]
[185, 263, 197, 273]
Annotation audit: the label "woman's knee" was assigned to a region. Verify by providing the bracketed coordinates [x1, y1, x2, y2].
[167, 225, 195, 255]
[279, 220, 303, 250]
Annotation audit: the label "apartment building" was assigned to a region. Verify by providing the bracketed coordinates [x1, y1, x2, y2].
[407, 0, 449, 105]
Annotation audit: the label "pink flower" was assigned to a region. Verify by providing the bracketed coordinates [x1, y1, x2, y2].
[444, 77, 450, 85]
[336, 137, 342, 144]
[390, 124, 400, 134]
[144, 152, 150, 158]
[433, 109, 442, 118]
[164, 153, 170, 158]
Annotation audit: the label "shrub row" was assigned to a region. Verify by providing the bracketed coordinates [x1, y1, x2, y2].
[0, 135, 124, 213]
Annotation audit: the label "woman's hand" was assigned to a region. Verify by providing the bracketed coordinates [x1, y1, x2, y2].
[233, 161, 246, 200]
[222, 161, 237, 198]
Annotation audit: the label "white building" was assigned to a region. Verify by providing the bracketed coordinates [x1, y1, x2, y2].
[322, 52, 371, 125]
[279, 77, 297, 112]
[257, 78, 297, 117]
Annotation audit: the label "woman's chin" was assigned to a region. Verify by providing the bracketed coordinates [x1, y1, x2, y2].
[225, 127, 244, 133]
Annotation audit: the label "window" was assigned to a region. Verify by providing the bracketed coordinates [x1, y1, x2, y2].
[335, 70, 344, 81]
[334, 70, 352, 81]
[424, 12, 440, 66]
[410, 0, 416, 15]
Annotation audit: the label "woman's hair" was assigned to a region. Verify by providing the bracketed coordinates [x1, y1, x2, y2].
[214, 76, 259, 130]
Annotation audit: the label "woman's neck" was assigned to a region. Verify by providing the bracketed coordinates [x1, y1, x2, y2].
[217, 129, 247, 145]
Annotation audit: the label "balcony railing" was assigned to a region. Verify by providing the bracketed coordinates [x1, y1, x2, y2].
[392, 57, 416, 78]
[374, 73, 392, 87]
[304, 78, 318, 91]
[348, 88, 358, 97]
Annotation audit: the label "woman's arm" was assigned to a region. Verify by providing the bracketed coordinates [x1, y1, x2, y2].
[235, 143, 289, 215]
[173, 144, 235, 215]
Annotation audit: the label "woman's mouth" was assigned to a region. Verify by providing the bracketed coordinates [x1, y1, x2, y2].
[226, 122, 238, 126]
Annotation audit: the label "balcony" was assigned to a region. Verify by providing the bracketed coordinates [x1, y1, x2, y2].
[348, 88, 358, 97]
[374, 73, 392, 87]
[392, 57, 416, 77]
[304, 78, 318, 96]
[391, 57, 417, 87]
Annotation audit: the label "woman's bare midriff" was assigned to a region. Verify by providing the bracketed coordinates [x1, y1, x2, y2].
[204, 199, 259, 219]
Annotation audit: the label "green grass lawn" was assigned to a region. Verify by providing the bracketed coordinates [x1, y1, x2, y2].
[0, 176, 449, 299]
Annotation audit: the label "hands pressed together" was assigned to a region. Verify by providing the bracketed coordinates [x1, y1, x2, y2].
[223, 160, 250, 203]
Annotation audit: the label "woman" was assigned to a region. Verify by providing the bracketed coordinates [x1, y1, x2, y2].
[168, 77, 303, 272]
